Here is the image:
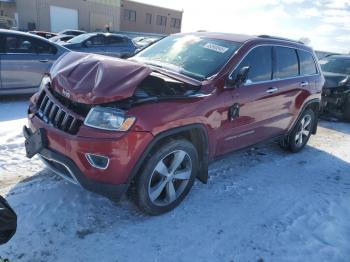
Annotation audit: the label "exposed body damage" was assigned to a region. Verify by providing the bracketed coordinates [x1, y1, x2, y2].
[320, 55, 350, 121]
[50, 52, 206, 108]
[321, 73, 350, 121]
[24, 32, 324, 215]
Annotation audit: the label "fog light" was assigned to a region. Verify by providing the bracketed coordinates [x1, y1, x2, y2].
[85, 154, 109, 170]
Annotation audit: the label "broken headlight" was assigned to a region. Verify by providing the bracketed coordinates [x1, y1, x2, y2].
[84, 107, 136, 131]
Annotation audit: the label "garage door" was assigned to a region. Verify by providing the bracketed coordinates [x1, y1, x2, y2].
[50, 6, 78, 33]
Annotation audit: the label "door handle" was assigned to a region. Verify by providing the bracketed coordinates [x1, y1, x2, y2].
[39, 59, 49, 63]
[300, 81, 309, 87]
[266, 87, 279, 94]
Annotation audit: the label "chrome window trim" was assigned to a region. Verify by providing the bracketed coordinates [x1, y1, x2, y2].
[243, 73, 320, 87]
[227, 43, 320, 87]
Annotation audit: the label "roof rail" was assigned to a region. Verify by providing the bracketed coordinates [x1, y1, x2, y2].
[258, 35, 304, 45]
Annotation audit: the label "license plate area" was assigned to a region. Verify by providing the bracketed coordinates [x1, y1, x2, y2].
[24, 128, 48, 158]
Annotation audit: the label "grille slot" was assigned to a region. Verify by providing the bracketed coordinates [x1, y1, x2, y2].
[36, 91, 83, 135]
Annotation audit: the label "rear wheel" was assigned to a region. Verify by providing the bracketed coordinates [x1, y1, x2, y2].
[280, 109, 315, 153]
[134, 139, 198, 215]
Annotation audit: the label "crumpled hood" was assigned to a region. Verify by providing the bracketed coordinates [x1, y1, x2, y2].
[323, 72, 349, 89]
[50, 52, 152, 104]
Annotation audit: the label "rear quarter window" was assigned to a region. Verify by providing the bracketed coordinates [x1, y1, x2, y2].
[35, 39, 57, 55]
[274, 46, 299, 79]
[298, 50, 317, 75]
[107, 36, 127, 45]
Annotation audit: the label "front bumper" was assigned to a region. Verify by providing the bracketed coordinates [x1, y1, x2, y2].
[23, 126, 129, 201]
[24, 111, 153, 201]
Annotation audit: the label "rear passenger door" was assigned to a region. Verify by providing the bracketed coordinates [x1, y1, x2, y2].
[105, 35, 129, 57]
[271, 46, 308, 132]
[0, 34, 57, 90]
[83, 35, 107, 55]
[297, 49, 319, 91]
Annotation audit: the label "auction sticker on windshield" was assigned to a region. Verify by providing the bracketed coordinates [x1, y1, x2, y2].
[203, 43, 229, 53]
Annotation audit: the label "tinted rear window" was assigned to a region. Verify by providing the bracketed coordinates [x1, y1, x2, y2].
[36, 40, 57, 54]
[5, 35, 35, 53]
[234, 46, 272, 83]
[298, 50, 317, 75]
[108, 36, 127, 45]
[274, 47, 299, 79]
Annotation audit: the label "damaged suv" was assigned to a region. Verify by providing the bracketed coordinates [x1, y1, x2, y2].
[24, 33, 324, 215]
[319, 55, 350, 121]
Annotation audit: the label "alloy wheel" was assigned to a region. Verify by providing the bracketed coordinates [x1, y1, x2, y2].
[148, 150, 192, 206]
[295, 114, 312, 147]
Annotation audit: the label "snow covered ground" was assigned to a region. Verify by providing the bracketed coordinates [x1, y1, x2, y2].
[0, 96, 350, 262]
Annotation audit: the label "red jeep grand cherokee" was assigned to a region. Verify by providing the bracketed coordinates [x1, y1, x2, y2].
[24, 32, 324, 215]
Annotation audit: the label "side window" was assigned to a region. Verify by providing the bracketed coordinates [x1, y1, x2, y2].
[35, 40, 57, 55]
[107, 36, 126, 46]
[235, 46, 273, 84]
[5, 35, 35, 54]
[89, 35, 105, 46]
[274, 47, 299, 79]
[0, 35, 5, 53]
[298, 50, 317, 75]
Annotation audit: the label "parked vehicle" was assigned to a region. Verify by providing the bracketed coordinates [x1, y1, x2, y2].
[24, 32, 323, 215]
[59, 29, 86, 36]
[62, 32, 137, 58]
[134, 37, 159, 49]
[0, 196, 17, 245]
[319, 54, 350, 121]
[49, 34, 75, 44]
[0, 29, 69, 95]
[29, 31, 58, 39]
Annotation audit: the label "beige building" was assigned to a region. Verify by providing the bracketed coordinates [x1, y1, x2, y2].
[120, 0, 182, 34]
[15, 0, 121, 32]
[1, 0, 182, 34]
[0, 0, 17, 29]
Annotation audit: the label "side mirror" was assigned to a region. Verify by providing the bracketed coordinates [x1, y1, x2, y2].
[84, 40, 92, 47]
[0, 196, 17, 245]
[227, 66, 250, 88]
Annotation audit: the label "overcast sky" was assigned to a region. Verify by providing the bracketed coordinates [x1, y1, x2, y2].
[138, 0, 350, 53]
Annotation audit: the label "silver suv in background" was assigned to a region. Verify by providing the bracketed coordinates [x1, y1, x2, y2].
[0, 29, 68, 95]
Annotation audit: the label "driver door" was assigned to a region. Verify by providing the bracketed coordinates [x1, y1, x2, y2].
[217, 45, 285, 154]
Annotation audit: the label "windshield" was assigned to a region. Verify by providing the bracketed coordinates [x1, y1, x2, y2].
[67, 34, 92, 44]
[132, 34, 242, 80]
[319, 57, 350, 75]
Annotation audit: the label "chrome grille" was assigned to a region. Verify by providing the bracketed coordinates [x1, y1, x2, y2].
[36, 91, 82, 135]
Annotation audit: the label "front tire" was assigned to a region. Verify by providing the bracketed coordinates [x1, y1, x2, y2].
[134, 139, 198, 215]
[280, 109, 315, 153]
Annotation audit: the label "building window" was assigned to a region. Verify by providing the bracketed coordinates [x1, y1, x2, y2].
[146, 13, 152, 24]
[87, 0, 119, 7]
[156, 15, 167, 26]
[124, 9, 136, 22]
[170, 18, 181, 29]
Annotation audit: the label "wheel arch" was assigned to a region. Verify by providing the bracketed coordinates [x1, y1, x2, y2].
[291, 98, 320, 135]
[127, 124, 209, 185]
